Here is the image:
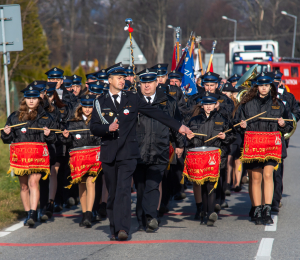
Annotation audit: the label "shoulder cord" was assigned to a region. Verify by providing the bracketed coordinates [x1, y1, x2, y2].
[94, 99, 109, 125]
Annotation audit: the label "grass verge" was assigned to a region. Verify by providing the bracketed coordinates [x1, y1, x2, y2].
[0, 116, 26, 230]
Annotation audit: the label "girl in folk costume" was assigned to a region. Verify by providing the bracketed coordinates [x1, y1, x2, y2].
[1, 86, 56, 227]
[236, 73, 292, 225]
[186, 94, 235, 226]
[60, 95, 102, 227]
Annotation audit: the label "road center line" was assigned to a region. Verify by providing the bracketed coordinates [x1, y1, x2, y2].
[265, 215, 277, 231]
[255, 238, 274, 260]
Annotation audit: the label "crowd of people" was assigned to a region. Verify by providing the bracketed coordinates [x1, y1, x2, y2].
[1, 61, 299, 241]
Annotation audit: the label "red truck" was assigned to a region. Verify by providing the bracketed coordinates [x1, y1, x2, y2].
[232, 58, 300, 101]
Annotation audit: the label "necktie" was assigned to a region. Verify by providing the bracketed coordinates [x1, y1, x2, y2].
[146, 97, 151, 104]
[112, 94, 120, 109]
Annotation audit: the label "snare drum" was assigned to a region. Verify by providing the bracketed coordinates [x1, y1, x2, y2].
[183, 146, 221, 185]
[67, 146, 101, 187]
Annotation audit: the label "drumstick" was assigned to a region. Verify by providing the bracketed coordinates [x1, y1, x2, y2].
[55, 129, 90, 133]
[204, 111, 267, 143]
[259, 117, 293, 122]
[193, 133, 207, 136]
[28, 127, 61, 131]
[0, 122, 27, 130]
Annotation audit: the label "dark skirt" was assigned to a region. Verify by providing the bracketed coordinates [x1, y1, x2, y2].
[243, 159, 278, 170]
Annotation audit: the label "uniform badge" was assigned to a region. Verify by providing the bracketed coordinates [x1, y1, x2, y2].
[74, 75, 77, 79]
[262, 72, 264, 76]
[21, 127, 26, 133]
[102, 69, 105, 72]
[146, 68, 149, 73]
[109, 112, 114, 116]
[46, 86, 49, 90]
[208, 72, 211, 75]
[101, 112, 105, 116]
[29, 86, 33, 90]
[158, 64, 161, 68]
[235, 74, 237, 77]
[54, 68, 57, 71]
[86, 95, 89, 99]
[34, 81, 37, 85]
[63, 76, 66, 80]
[97, 81, 100, 85]
[76, 134, 81, 139]
[123, 109, 129, 115]
[172, 70, 175, 73]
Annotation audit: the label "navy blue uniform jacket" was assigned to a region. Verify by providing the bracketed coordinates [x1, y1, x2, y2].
[90, 91, 182, 163]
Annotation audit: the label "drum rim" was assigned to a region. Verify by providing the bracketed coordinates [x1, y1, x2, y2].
[70, 145, 100, 152]
[188, 146, 219, 152]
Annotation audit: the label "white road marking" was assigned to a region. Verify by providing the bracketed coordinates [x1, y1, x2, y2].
[4, 221, 24, 232]
[265, 215, 277, 231]
[0, 232, 11, 237]
[255, 238, 274, 260]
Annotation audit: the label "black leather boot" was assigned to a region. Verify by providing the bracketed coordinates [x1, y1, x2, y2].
[254, 206, 263, 225]
[79, 212, 86, 227]
[262, 204, 273, 224]
[249, 206, 255, 221]
[83, 211, 92, 227]
[45, 200, 54, 219]
[200, 211, 206, 225]
[27, 210, 37, 227]
[24, 211, 30, 226]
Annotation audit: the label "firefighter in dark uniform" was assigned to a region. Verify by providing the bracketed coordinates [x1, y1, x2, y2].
[227, 74, 241, 88]
[125, 66, 135, 85]
[45, 67, 74, 103]
[269, 71, 300, 212]
[95, 69, 108, 83]
[63, 75, 73, 92]
[133, 68, 184, 232]
[90, 63, 192, 241]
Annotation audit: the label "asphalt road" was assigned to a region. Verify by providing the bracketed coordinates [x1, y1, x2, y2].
[1, 128, 300, 260]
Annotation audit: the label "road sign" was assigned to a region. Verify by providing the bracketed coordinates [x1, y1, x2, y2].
[115, 36, 147, 65]
[0, 5, 23, 52]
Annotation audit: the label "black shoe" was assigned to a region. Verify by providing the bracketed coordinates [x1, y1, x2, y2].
[27, 210, 37, 227]
[207, 212, 218, 226]
[39, 208, 48, 222]
[234, 186, 242, 192]
[225, 183, 231, 196]
[83, 211, 92, 227]
[45, 201, 54, 219]
[159, 204, 169, 214]
[24, 211, 30, 226]
[65, 197, 75, 208]
[146, 218, 158, 232]
[254, 206, 263, 225]
[262, 205, 273, 224]
[79, 212, 86, 227]
[173, 192, 186, 201]
[137, 225, 145, 232]
[214, 204, 221, 213]
[54, 203, 63, 213]
[221, 201, 228, 208]
[92, 210, 101, 222]
[271, 205, 280, 212]
[99, 202, 107, 218]
[200, 212, 206, 225]
[249, 206, 255, 221]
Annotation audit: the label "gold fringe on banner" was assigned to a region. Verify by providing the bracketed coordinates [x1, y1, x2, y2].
[7, 167, 50, 180]
[65, 168, 102, 189]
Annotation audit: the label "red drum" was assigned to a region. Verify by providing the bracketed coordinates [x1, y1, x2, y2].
[241, 131, 282, 164]
[8, 142, 50, 179]
[183, 147, 221, 187]
[67, 146, 102, 188]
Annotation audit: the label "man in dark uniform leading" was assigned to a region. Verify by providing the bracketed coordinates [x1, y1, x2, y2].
[90, 63, 192, 241]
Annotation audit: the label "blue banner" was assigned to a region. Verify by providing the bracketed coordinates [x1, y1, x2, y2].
[179, 51, 197, 95]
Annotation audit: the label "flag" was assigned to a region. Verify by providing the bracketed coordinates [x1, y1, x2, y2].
[179, 51, 198, 95]
[171, 45, 177, 71]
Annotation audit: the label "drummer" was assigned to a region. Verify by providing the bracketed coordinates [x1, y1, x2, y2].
[1, 86, 57, 227]
[236, 72, 292, 225]
[186, 94, 235, 226]
[60, 95, 102, 228]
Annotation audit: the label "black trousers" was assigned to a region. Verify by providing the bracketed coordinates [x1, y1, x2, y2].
[92, 171, 103, 212]
[272, 161, 284, 207]
[170, 155, 185, 194]
[39, 174, 49, 209]
[133, 164, 167, 226]
[103, 159, 137, 236]
[216, 168, 226, 205]
[201, 181, 216, 215]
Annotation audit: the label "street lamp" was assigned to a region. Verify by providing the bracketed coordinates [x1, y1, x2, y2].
[222, 16, 237, 42]
[281, 11, 297, 58]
